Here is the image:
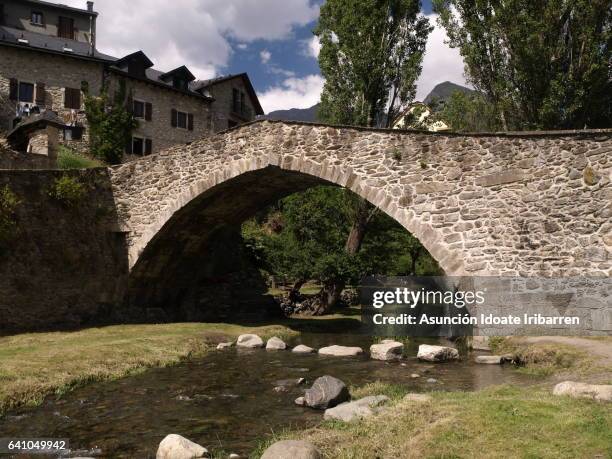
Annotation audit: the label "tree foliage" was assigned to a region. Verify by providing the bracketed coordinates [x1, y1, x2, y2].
[84, 80, 137, 164]
[436, 91, 502, 132]
[316, 0, 432, 127]
[433, 0, 612, 130]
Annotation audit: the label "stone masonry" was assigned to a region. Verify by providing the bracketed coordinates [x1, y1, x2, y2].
[0, 120, 610, 332]
[112, 120, 611, 278]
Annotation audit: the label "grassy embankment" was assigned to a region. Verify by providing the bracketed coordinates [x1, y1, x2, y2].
[252, 337, 611, 458]
[0, 322, 297, 416]
[252, 382, 611, 459]
[56, 146, 104, 169]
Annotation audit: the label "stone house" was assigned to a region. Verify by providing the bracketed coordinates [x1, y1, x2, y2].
[0, 0, 263, 159]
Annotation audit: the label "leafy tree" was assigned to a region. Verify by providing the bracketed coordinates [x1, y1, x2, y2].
[433, 0, 612, 130]
[436, 91, 502, 132]
[84, 80, 137, 164]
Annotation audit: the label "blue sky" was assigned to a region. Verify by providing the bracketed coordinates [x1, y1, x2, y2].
[62, 0, 465, 113]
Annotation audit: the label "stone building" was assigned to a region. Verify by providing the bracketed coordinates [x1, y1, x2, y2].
[0, 0, 263, 158]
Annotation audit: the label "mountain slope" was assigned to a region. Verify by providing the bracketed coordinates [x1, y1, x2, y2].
[262, 104, 319, 122]
[423, 81, 473, 105]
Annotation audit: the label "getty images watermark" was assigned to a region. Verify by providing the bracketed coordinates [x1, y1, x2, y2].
[359, 276, 611, 337]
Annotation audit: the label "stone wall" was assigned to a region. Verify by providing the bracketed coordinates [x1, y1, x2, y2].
[206, 78, 259, 131]
[0, 168, 128, 332]
[0, 142, 56, 169]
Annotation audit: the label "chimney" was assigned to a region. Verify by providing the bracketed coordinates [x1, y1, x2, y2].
[87, 1, 94, 12]
[87, 1, 96, 56]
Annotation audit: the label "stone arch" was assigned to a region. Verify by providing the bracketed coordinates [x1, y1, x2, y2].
[109, 119, 611, 310]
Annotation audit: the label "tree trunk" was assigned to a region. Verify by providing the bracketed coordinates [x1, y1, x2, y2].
[289, 279, 305, 302]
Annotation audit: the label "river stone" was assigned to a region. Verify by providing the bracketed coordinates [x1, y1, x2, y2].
[318, 345, 363, 357]
[236, 334, 264, 348]
[417, 344, 459, 362]
[261, 440, 322, 459]
[266, 336, 287, 350]
[216, 342, 233, 350]
[370, 340, 404, 361]
[303, 375, 350, 409]
[404, 393, 432, 403]
[427, 378, 438, 383]
[323, 395, 389, 422]
[475, 355, 502, 364]
[294, 396, 306, 406]
[552, 381, 612, 402]
[292, 344, 315, 353]
[156, 434, 208, 459]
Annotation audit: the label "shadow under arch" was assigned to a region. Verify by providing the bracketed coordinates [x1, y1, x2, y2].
[126, 159, 462, 321]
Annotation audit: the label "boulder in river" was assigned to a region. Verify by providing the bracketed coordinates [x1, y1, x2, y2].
[294, 396, 306, 406]
[156, 434, 208, 459]
[417, 344, 459, 362]
[323, 395, 389, 422]
[370, 340, 404, 361]
[216, 342, 233, 350]
[261, 440, 322, 459]
[292, 344, 316, 353]
[303, 375, 350, 409]
[266, 337, 287, 350]
[236, 334, 264, 348]
[552, 381, 612, 402]
[475, 355, 502, 364]
[318, 345, 363, 357]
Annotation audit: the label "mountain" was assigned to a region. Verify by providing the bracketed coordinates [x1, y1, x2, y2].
[262, 103, 319, 122]
[423, 81, 474, 106]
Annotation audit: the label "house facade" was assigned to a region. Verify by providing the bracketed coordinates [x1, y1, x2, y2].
[0, 0, 263, 159]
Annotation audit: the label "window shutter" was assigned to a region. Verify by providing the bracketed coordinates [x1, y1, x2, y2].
[125, 137, 133, 154]
[35, 82, 46, 105]
[64, 88, 81, 109]
[171, 109, 177, 127]
[9, 78, 18, 101]
[187, 113, 194, 131]
[145, 102, 152, 121]
[126, 93, 133, 114]
[145, 138, 152, 155]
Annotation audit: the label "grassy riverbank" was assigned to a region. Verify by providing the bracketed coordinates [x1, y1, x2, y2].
[0, 322, 297, 416]
[254, 383, 611, 458]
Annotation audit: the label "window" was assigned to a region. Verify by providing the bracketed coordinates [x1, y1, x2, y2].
[133, 100, 145, 119]
[228, 120, 238, 129]
[31, 11, 44, 25]
[131, 137, 152, 156]
[64, 87, 81, 109]
[171, 109, 193, 130]
[58, 16, 74, 40]
[18, 82, 34, 103]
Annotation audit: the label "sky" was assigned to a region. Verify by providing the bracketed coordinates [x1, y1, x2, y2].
[62, 0, 467, 114]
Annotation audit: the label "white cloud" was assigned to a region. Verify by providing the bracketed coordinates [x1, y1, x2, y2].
[415, 14, 469, 101]
[260, 49, 272, 64]
[236, 43, 248, 50]
[302, 35, 321, 59]
[259, 74, 325, 113]
[59, 0, 319, 79]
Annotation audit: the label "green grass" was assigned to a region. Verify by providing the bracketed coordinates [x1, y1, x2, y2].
[57, 146, 104, 169]
[257, 383, 612, 459]
[0, 322, 296, 416]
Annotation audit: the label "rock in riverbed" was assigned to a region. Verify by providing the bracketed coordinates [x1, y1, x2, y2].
[475, 355, 502, 364]
[417, 344, 459, 362]
[216, 342, 233, 350]
[156, 434, 208, 459]
[552, 381, 612, 402]
[266, 336, 287, 350]
[324, 395, 389, 422]
[370, 340, 404, 361]
[303, 375, 350, 409]
[292, 344, 315, 353]
[261, 440, 321, 459]
[318, 345, 363, 357]
[236, 334, 264, 348]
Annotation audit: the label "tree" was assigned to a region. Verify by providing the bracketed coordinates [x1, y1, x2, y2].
[84, 80, 137, 164]
[307, 0, 432, 312]
[435, 91, 502, 132]
[433, 0, 612, 130]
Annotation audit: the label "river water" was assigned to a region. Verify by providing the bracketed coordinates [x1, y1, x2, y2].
[0, 333, 534, 458]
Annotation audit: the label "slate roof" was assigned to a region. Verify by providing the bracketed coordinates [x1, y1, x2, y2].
[20, 0, 98, 16]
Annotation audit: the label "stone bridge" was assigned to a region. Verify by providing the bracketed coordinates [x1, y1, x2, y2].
[1, 120, 610, 331]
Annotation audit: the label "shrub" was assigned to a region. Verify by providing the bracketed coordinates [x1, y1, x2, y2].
[49, 175, 86, 206]
[0, 185, 20, 245]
